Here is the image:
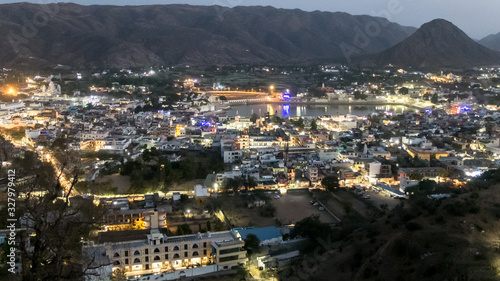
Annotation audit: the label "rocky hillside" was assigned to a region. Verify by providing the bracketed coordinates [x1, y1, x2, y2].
[0, 3, 416, 68]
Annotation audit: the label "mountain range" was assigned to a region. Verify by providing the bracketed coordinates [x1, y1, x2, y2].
[357, 19, 500, 68]
[479, 32, 500, 52]
[0, 3, 416, 68]
[0, 3, 500, 69]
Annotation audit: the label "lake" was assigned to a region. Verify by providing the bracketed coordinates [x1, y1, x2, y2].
[224, 104, 410, 117]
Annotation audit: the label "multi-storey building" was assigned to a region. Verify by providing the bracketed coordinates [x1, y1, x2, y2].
[83, 229, 247, 280]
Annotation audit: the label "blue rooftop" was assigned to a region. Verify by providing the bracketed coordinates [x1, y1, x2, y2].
[234, 226, 282, 242]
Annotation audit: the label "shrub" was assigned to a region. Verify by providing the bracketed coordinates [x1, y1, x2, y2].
[405, 221, 423, 231]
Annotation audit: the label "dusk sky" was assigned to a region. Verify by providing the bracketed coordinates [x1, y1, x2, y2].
[0, 0, 498, 39]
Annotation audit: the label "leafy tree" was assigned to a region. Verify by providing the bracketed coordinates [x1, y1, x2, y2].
[353, 91, 368, 100]
[406, 179, 437, 196]
[431, 93, 439, 104]
[308, 87, 326, 98]
[15, 151, 107, 280]
[292, 215, 331, 241]
[111, 268, 127, 281]
[180, 158, 197, 180]
[224, 177, 243, 193]
[292, 117, 305, 130]
[206, 220, 212, 232]
[213, 219, 226, 231]
[322, 175, 340, 191]
[271, 116, 282, 124]
[176, 224, 192, 235]
[310, 119, 318, 131]
[398, 87, 409, 95]
[243, 234, 261, 255]
[250, 113, 259, 123]
[243, 175, 257, 191]
[236, 264, 249, 279]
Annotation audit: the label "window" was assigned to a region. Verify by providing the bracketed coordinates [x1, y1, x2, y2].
[193, 244, 198, 249]
[219, 247, 240, 255]
[145, 264, 149, 270]
[113, 260, 120, 265]
[174, 246, 179, 251]
[173, 253, 180, 259]
[164, 246, 168, 252]
[165, 254, 168, 259]
[204, 250, 207, 255]
[184, 252, 187, 257]
[145, 249, 149, 255]
[219, 255, 239, 263]
[184, 244, 187, 250]
[125, 258, 129, 265]
[192, 251, 199, 257]
[125, 251, 129, 257]
[133, 258, 140, 264]
[134, 250, 140, 256]
[113, 252, 120, 257]
[154, 256, 160, 261]
[203, 242, 207, 248]
[154, 248, 160, 253]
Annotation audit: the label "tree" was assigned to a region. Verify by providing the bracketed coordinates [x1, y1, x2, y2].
[219, 96, 227, 101]
[292, 215, 331, 241]
[243, 175, 257, 191]
[111, 268, 127, 281]
[431, 93, 439, 104]
[406, 179, 437, 196]
[310, 119, 318, 131]
[213, 219, 226, 231]
[271, 116, 282, 124]
[322, 175, 340, 191]
[224, 177, 243, 193]
[206, 220, 212, 232]
[250, 113, 259, 123]
[16, 150, 108, 281]
[243, 234, 261, 255]
[293, 117, 305, 130]
[180, 158, 197, 180]
[398, 87, 409, 95]
[176, 224, 192, 235]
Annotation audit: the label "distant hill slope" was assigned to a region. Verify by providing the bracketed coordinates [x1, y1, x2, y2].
[0, 3, 416, 68]
[357, 19, 500, 68]
[309, 181, 500, 281]
[479, 32, 500, 51]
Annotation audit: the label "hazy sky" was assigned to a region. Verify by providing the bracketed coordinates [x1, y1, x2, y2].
[0, 0, 497, 39]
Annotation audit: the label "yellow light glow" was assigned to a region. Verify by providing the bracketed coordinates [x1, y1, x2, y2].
[6, 86, 17, 95]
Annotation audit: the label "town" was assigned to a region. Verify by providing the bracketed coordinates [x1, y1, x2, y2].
[1, 64, 500, 281]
